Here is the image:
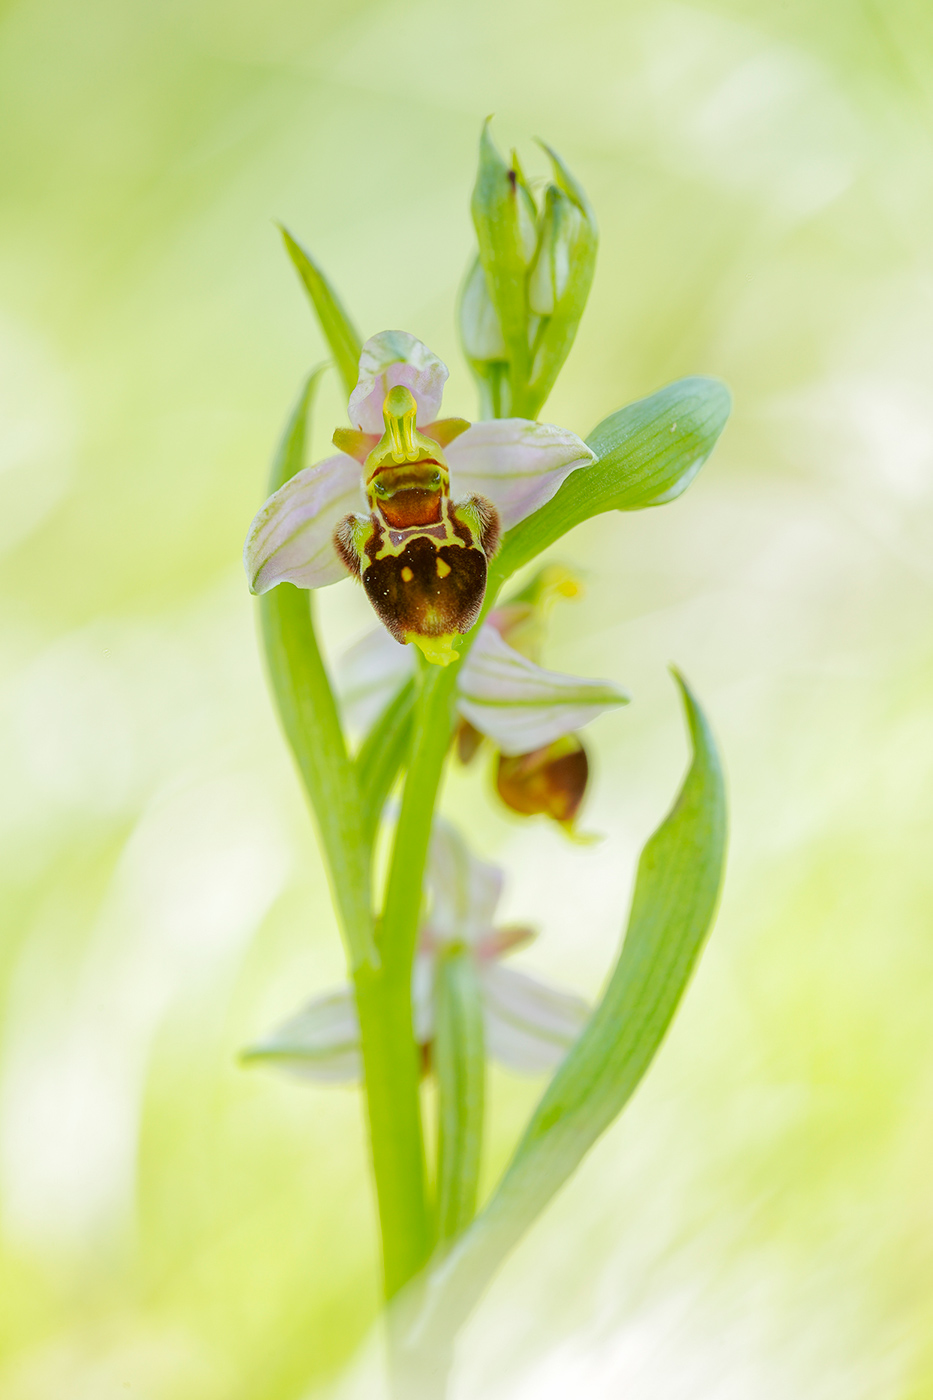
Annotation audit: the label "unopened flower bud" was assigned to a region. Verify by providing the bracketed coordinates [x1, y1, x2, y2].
[510, 149, 539, 268]
[470, 121, 535, 392]
[526, 144, 598, 412]
[460, 257, 507, 364]
[528, 184, 584, 317]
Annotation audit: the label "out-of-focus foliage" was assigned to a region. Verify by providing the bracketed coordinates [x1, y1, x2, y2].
[2, 1, 933, 1396]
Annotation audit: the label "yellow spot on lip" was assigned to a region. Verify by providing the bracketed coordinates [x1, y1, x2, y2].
[436, 557, 451, 579]
[406, 632, 460, 667]
[401, 566, 414, 582]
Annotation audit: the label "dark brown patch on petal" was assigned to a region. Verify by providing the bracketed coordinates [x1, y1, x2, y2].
[495, 738, 589, 824]
[333, 515, 363, 579]
[362, 535, 488, 643]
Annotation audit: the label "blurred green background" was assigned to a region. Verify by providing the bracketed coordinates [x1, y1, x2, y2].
[2, 0, 933, 1395]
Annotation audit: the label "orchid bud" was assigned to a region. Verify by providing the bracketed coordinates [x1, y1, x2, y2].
[468, 125, 597, 419]
[495, 735, 589, 828]
[459, 256, 510, 419]
[526, 144, 598, 412]
[460, 257, 508, 364]
[528, 184, 583, 317]
[510, 149, 539, 267]
[470, 121, 535, 397]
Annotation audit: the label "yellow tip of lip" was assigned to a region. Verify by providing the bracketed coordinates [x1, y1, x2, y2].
[406, 632, 460, 667]
[559, 820, 602, 846]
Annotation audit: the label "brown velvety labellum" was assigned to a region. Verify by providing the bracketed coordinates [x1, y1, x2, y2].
[362, 534, 488, 643]
[496, 738, 589, 824]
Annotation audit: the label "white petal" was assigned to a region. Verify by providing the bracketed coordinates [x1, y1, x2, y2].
[475, 924, 536, 959]
[446, 419, 595, 530]
[480, 962, 589, 1072]
[244, 454, 365, 594]
[423, 819, 503, 948]
[347, 331, 448, 433]
[243, 988, 361, 1084]
[457, 626, 629, 755]
[336, 626, 415, 733]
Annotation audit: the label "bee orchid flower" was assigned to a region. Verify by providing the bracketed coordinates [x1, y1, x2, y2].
[243, 822, 590, 1081]
[338, 564, 626, 831]
[244, 330, 595, 665]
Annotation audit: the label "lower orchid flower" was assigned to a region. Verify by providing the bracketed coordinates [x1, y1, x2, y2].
[339, 564, 621, 832]
[459, 565, 596, 830]
[244, 330, 595, 665]
[243, 822, 589, 1080]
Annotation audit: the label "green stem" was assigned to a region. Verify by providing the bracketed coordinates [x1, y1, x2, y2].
[380, 663, 460, 980]
[365, 661, 461, 1294]
[354, 963, 433, 1298]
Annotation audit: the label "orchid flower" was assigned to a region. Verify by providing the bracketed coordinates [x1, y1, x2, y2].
[243, 822, 589, 1081]
[244, 330, 595, 665]
[338, 563, 624, 830]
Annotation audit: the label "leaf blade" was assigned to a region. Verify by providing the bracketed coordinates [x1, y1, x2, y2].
[435, 947, 486, 1245]
[492, 376, 731, 581]
[258, 379, 376, 971]
[279, 225, 363, 398]
[354, 678, 416, 849]
[411, 670, 727, 1334]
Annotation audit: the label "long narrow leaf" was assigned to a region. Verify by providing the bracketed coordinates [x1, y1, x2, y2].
[492, 376, 731, 582]
[279, 226, 363, 398]
[409, 670, 726, 1336]
[259, 379, 376, 970]
[354, 677, 416, 849]
[435, 947, 486, 1245]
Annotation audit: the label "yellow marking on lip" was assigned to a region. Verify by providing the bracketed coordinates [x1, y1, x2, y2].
[436, 557, 451, 579]
[401, 566, 414, 583]
[406, 631, 459, 667]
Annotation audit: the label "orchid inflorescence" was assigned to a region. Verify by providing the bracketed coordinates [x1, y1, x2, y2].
[242, 122, 730, 1397]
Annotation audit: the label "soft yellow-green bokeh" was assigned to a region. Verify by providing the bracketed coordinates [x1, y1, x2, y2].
[2, 1, 933, 1395]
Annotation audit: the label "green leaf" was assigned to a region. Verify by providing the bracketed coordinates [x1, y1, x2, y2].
[279, 225, 363, 398]
[434, 947, 486, 1245]
[354, 678, 415, 849]
[266, 364, 328, 495]
[471, 121, 531, 401]
[492, 376, 731, 582]
[409, 671, 727, 1335]
[259, 379, 376, 971]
